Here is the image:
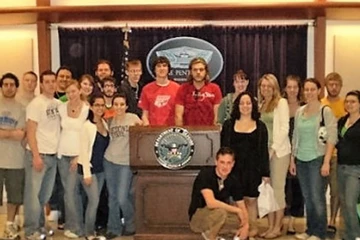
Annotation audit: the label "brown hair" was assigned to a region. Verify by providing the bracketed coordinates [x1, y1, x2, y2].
[187, 57, 210, 84]
[233, 70, 248, 81]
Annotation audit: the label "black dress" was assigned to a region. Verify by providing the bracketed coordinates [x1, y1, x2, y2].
[221, 119, 269, 198]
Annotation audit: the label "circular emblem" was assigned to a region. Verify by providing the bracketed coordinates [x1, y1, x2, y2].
[146, 36, 224, 83]
[154, 127, 195, 170]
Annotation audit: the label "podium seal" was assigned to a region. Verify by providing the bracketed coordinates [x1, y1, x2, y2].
[154, 127, 195, 170]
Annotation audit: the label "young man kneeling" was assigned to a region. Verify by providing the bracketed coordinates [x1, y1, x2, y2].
[188, 147, 249, 240]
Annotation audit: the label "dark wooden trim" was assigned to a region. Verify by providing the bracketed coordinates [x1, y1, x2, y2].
[0, 2, 360, 24]
[314, 16, 326, 96]
[37, 20, 51, 73]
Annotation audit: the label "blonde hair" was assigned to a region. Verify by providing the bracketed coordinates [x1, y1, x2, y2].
[325, 72, 343, 86]
[65, 79, 85, 101]
[258, 73, 281, 112]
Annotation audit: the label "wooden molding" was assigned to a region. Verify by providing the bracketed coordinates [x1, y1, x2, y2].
[37, 20, 51, 73]
[0, 2, 360, 24]
[314, 16, 326, 96]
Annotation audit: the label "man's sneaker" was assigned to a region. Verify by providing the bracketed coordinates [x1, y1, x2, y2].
[3, 224, 19, 239]
[64, 230, 79, 239]
[40, 227, 54, 236]
[26, 231, 46, 240]
[85, 236, 106, 240]
[295, 233, 310, 240]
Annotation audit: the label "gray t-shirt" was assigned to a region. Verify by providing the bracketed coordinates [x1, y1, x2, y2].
[0, 98, 26, 169]
[105, 113, 140, 165]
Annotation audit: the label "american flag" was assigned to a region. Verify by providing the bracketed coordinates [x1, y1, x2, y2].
[119, 23, 131, 89]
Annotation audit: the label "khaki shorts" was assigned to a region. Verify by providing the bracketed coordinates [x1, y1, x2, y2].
[0, 168, 25, 205]
[190, 207, 240, 235]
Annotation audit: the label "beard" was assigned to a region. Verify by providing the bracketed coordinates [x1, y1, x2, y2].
[327, 91, 340, 98]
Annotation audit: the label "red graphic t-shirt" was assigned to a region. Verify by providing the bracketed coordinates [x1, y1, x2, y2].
[138, 80, 180, 126]
[175, 82, 222, 125]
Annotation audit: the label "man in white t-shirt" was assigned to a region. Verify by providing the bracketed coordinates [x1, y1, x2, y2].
[0, 73, 26, 239]
[24, 70, 61, 240]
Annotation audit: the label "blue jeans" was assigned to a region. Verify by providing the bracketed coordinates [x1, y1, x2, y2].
[104, 160, 135, 235]
[337, 164, 360, 240]
[24, 150, 57, 236]
[58, 156, 82, 235]
[296, 156, 327, 239]
[78, 172, 104, 236]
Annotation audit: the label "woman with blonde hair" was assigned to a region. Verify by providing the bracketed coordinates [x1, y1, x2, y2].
[258, 73, 291, 238]
[57, 79, 89, 238]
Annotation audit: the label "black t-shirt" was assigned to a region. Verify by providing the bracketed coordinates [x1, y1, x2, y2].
[188, 166, 244, 220]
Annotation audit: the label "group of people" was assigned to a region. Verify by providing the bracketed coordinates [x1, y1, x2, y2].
[188, 72, 360, 240]
[0, 54, 359, 240]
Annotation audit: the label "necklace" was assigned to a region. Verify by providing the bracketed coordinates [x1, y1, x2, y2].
[68, 101, 82, 114]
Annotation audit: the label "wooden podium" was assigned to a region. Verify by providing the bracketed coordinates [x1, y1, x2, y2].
[129, 126, 220, 240]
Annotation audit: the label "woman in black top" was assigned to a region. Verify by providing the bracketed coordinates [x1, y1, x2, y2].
[221, 91, 269, 237]
[336, 90, 360, 240]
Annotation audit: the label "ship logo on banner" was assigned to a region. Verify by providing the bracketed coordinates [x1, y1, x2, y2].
[146, 37, 224, 83]
[154, 127, 195, 170]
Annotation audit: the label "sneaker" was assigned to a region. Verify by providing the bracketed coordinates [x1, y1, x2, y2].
[64, 230, 79, 239]
[201, 231, 211, 240]
[201, 231, 225, 240]
[3, 224, 19, 239]
[307, 236, 321, 240]
[26, 231, 46, 240]
[85, 236, 106, 240]
[295, 233, 310, 240]
[40, 227, 54, 236]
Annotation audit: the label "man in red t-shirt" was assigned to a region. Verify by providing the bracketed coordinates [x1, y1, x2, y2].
[138, 56, 180, 126]
[175, 57, 222, 126]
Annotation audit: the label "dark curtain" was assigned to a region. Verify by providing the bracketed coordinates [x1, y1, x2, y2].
[59, 25, 307, 95]
[59, 27, 124, 81]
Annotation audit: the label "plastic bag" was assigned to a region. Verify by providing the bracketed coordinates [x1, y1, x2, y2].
[257, 181, 281, 218]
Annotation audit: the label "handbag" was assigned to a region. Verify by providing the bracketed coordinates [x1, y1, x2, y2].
[318, 106, 328, 145]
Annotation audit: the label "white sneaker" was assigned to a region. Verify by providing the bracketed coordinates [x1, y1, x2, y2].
[295, 233, 310, 240]
[64, 230, 79, 238]
[26, 231, 46, 240]
[86, 236, 106, 240]
[307, 236, 321, 240]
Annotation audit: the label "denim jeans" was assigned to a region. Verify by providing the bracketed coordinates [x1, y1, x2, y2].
[104, 160, 135, 235]
[296, 156, 327, 239]
[58, 156, 82, 235]
[337, 164, 360, 240]
[78, 172, 105, 236]
[24, 150, 57, 236]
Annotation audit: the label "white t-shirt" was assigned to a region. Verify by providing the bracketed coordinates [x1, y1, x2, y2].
[105, 113, 140, 165]
[26, 94, 61, 154]
[57, 102, 89, 157]
[0, 98, 26, 168]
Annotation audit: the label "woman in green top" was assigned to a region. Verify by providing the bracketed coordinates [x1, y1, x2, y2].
[289, 78, 337, 240]
[217, 70, 249, 124]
